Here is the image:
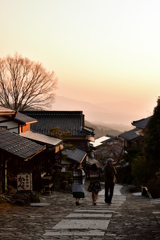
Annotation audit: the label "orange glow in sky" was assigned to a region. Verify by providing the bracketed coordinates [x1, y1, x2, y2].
[0, 0, 160, 123]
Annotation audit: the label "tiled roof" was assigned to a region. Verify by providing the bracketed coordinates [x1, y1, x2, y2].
[0, 106, 16, 115]
[7, 112, 37, 125]
[132, 116, 152, 129]
[62, 148, 87, 163]
[87, 158, 103, 169]
[0, 128, 46, 160]
[118, 128, 140, 141]
[83, 126, 95, 135]
[89, 135, 115, 148]
[20, 131, 62, 146]
[14, 112, 37, 124]
[20, 111, 94, 136]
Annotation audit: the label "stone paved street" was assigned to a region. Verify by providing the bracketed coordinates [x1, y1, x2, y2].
[0, 182, 160, 240]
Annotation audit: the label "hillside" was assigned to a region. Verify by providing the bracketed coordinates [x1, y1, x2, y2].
[85, 120, 122, 138]
[52, 95, 150, 129]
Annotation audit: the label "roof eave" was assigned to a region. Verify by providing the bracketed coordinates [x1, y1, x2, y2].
[24, 146, 46, 161]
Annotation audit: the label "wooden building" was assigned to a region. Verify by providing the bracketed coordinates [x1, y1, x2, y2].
[20, 110, 95, 154]
[119, 116, 151, 151]
[0, 106, 63, 193]
[0, 127, 46, 193]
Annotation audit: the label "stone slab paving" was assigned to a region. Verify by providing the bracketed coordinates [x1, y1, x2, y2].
[99, 186, 122, 196]
[65, 213, 112, 218]
[44, 229, 105, 236]
[150, 198, 160, 203]
[42, 184, 126, 237]
[0, 183, 160, 239]
[132, 192, 141, 196]
[52, 219, 110, 230]
[152, 211, 160, 224]
[106, 185, 160, 240]
[30, 203, 51, 207]
[75, 209, 115, 213]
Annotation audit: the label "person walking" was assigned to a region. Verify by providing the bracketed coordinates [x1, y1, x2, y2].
[104, 158, 117, 205]
[87, 163, 101, 205]
[72, 162, 85, 205]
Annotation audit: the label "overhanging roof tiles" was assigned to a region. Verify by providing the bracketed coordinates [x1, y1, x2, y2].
[86, 158, 103, 169]
[83, 126, 94, 135]
[0, 128, 46, 160]
[13, 112, 37, 124]
[89, 135, 115, 148]
[62, 148, 87, 163]
[20, 131, 62, 146]
[118, 128, 140, 141]
[0, 107, 37, 124]
[0, 106, 16, 116]
[132, 116, 151, 129]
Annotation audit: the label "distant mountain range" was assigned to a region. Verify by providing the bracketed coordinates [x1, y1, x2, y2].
[85, 120, 122, 138]
[51, 95, 151, 133]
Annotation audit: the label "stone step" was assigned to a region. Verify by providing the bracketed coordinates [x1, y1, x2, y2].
[30, 202, 51, 207]
[52, 219, 110, 230]
[75, 209, 115, 213]
[43, 229, 105, 236]
[42, 185, 126, 237]
[65, 213, 112, 218]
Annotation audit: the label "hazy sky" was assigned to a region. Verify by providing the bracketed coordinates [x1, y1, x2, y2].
[1, 0, 160, 116]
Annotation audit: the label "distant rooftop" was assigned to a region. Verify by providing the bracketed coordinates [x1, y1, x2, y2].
[132, 116, 152, 129]
[118, 128, 140, 141]
[89, 135, 115, 148]
[86, 157, 103, 169]
[62, 148, 87, 163]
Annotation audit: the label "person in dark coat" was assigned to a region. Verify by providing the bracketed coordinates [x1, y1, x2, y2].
[72, 162, 85, 205]
[87, 163, 101, 205]
[104, 158, 117, 205]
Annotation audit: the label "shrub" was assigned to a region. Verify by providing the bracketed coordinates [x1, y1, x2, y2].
[116, 165, 133, 184]
[53, 170, 65, 182]
[147, 178, 160, 198]
[65, 170, 73, 183]
[131, 155, 149, 186]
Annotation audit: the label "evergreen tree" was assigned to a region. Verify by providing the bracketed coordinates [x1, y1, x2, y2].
[143, 97, 160, 177]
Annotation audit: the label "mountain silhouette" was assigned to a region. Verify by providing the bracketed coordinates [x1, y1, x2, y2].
[51, 95, 151, 132]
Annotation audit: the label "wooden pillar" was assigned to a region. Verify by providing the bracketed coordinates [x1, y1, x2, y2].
[0, 153, 3, 193]
[0, 153, 5, 193]
[5, 160, 7, 192]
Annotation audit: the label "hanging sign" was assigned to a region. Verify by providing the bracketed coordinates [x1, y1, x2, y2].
[17, 173, 32, 191]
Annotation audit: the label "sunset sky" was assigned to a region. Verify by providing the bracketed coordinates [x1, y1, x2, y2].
[1, 0, 160, 123]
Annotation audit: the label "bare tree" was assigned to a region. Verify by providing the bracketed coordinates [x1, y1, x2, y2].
[0, 53, 58, 110]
